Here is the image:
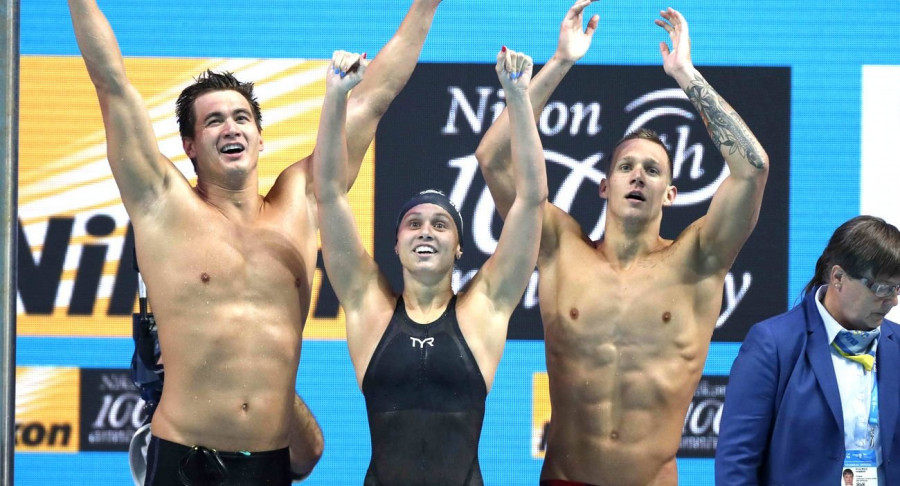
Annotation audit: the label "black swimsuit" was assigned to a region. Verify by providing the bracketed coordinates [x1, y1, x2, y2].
[362, 295, 488, 486]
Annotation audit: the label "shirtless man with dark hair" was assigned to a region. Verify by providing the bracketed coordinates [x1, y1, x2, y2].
[476, 4, 769, 485]
[67, 0, 445, 483]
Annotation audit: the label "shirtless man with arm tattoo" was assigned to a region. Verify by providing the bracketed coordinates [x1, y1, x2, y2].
[476, 6, 769, 485]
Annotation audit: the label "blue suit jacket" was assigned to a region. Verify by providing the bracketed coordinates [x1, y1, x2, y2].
[715, 289, 900, 485]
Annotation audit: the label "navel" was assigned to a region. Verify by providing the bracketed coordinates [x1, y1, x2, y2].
[569, 308, 579, 320]
[200, 272, 210, 283]
[295, 278, 302, 288]
[662, 311, 671, 323]
[241, 402, 249, 412]
[609, 430, 619, 440]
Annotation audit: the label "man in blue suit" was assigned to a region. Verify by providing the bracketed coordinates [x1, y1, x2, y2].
[716, 215, 900, 485]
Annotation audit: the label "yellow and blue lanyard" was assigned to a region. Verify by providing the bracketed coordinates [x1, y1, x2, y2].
[839, 347, 879, 465]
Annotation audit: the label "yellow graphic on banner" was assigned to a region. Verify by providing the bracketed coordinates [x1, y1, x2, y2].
[15, 367, 81, 452]
[18, 55, 373, 339]
[532, 371, 551, 459]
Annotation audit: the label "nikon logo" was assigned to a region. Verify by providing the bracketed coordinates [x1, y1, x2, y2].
[17, 215, 137, 316]
[15, 367, 81, 452]
[15, 421, 73, 448]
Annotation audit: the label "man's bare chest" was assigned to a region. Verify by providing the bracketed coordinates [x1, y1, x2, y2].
[543, 252, 700, 343]
[138, 216, 315, 297]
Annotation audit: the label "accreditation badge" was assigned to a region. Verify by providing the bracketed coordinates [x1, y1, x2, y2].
[842, 450, 878, 485]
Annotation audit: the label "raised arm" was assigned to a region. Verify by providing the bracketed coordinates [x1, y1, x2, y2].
[67, 0, 173, 214]
[341, 0, 445, 189]
[475, 0, 599, 218]
[470, 48, 547, 316]
[656, 8, 769, 273]
[312, 51, 388, 316]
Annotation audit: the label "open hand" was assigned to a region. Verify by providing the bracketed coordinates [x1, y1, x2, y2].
[556, 0, 600, 63]
[655, 8, 694, 78]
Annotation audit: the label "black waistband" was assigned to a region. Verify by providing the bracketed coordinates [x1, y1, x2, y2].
[146, 435, 291, 486]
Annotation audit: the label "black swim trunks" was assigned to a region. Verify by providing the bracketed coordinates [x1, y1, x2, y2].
[144, 435, 291, 486]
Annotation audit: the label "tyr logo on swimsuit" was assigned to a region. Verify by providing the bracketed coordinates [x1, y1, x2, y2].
[410, 337, 435, 348]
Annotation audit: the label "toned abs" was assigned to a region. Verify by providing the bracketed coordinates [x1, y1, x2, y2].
[136, 196, 318, 453]
[539, 233, 723, 485]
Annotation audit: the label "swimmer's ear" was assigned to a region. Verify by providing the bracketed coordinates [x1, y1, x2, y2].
[183, 137, 197, 160]
[662, 184, 677, 207]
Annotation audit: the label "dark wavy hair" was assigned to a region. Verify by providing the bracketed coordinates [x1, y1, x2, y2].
[175, 70, 263, 139]
[604, 128, 674, 182]
[803, 215, 900, 295]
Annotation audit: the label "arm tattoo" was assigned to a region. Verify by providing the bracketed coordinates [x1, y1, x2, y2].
[684, 73, 766, 169]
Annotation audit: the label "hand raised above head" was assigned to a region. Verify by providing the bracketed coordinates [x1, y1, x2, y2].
[326, 50, 369, 94]
[556, 0, 600, 64]
[495, 46, 534, 94]
[654, 7, 694, 78]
